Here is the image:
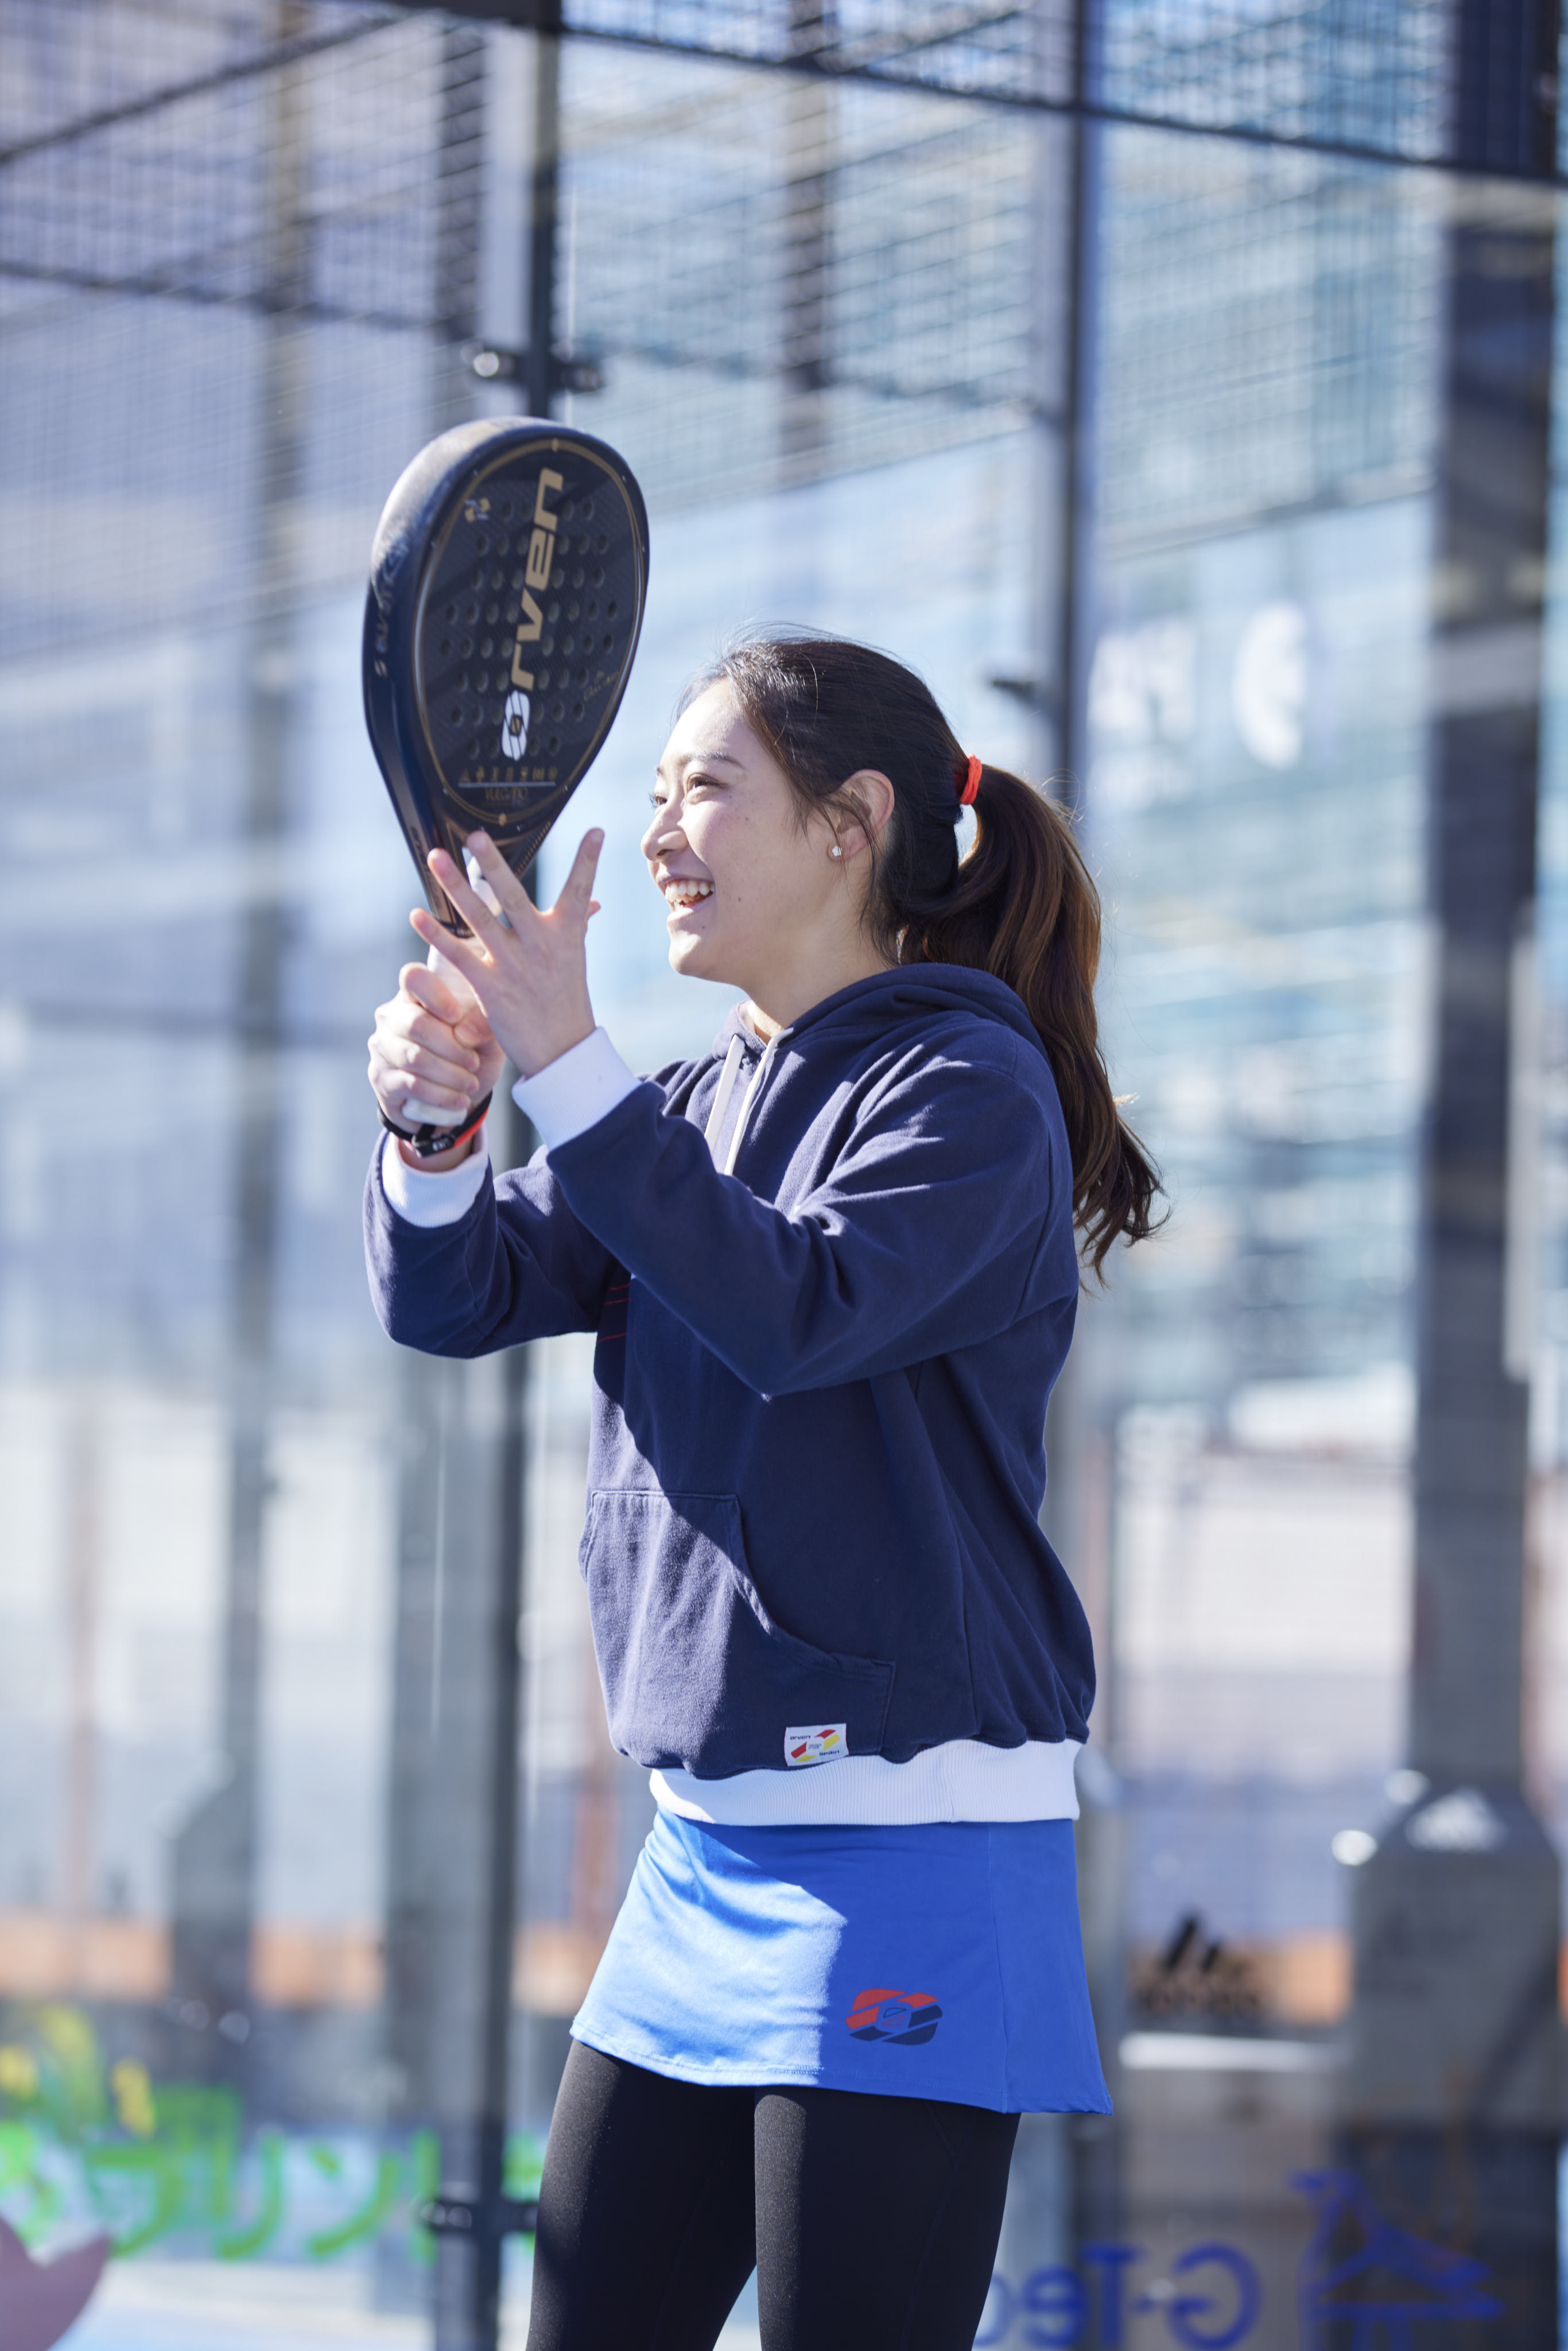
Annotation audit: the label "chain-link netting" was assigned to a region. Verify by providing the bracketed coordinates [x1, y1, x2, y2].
[1, 5, 485, 661]
[564, 45, 1034, 505]
[1098, 137, 1439, 548]
[1, 2, 1044, 661]
[0, 0, 1539, 670]
[549, 0, 1474, 172]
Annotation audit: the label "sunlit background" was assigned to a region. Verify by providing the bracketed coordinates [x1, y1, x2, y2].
[3, 3, 1568, 2346]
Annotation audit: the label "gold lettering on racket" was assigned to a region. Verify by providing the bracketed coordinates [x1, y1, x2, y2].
[525, 467, 564, 591]
[514, 591, 544, 650]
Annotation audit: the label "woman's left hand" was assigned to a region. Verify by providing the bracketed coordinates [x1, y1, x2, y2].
[413, 828, 603, 1078]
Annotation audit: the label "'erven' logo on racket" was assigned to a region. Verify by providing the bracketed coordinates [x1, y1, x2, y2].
[845, 1989, 944, 2045]
[508, 467, 562, 689]
[498, 467, 561, 765]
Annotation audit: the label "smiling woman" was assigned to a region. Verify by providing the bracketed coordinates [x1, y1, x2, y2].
[640, 676, 897, 1033]
[362, 634, 1160, 2351]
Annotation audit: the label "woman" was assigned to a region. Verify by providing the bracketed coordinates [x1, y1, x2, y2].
[364, 637, 1159, 2351]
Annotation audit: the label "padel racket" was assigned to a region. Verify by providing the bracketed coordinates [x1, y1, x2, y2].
[363, 416, 649, 1152]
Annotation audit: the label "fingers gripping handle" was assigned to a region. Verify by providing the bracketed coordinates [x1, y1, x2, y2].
[379, 925, 499, 1159]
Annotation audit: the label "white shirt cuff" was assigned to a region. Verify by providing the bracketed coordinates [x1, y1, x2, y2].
[511, 1027, 639, 1149]
[379, 1126, 491, 1228]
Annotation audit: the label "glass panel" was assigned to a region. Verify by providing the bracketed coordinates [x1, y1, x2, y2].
[2, 5, 1563, 2347]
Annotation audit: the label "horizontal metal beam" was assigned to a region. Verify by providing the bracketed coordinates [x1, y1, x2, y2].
[0, 13, 400, 172]
[399, 0, 1568, 189]
[6, 3, 1567, 191]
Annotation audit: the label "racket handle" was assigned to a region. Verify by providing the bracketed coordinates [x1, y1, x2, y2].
[386, 922, 502, 1155]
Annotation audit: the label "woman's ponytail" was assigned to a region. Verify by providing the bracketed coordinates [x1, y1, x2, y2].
[697, 635, 1163, 1276]
[907, 763, 1162, 1276]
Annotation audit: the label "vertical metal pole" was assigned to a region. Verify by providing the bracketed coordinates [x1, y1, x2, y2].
[169, 1, 310, 2082]
[424, 1324, 529, 2351]
[377, 1348, 448, 2317]
[1344, 9, 1561, 2337]
[526, 4, 561, 421]
[781, 1, 834, 476]
[1055, 0, 1100, 812]
[379, 29, 540, 2347]
[997, 0, 1121, 2287]
[1041, 0, 1127, 2273]
[60, 1394, 102, 1935]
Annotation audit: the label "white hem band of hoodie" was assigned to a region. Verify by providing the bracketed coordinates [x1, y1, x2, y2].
[650, 1738, 1082, 1826]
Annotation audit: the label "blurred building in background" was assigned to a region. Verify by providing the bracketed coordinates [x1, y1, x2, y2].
[2, 3, 1567, 2346]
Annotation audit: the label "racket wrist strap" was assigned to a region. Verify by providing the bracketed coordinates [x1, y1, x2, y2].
[381, 1092, 492, 1161]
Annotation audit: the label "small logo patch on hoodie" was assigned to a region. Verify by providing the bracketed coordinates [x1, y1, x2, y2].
[785, 1723, 845, 1767]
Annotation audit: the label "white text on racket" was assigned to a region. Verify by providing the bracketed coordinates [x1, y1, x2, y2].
[510, 466, 563, 691]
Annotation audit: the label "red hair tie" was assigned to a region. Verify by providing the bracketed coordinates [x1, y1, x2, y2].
[957, 754, 982, 806]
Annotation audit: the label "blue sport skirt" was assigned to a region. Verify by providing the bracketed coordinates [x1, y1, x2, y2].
[572, 1810, 1111, 2115]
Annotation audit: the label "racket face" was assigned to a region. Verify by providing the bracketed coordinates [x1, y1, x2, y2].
[363, 418, 649, 929]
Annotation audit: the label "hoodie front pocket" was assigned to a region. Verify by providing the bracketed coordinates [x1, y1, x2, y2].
[580, 1488, 895, 1779]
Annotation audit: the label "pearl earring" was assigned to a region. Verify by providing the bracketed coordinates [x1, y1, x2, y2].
[829, 843, 843, 860]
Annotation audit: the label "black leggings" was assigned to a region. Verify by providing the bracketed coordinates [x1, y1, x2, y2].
[525, 2040, 1018, 2351]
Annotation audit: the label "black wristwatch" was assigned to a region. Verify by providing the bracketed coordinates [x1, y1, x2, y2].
[379, 1093, 493, 1160]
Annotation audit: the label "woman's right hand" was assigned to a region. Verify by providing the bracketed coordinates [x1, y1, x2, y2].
[368, 956, 506, 1157]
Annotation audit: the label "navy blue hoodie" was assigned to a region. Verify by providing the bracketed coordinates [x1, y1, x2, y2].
[364, 965, 1094, 1780]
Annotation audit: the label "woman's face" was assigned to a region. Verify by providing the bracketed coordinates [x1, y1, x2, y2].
[641, 678, 853, 1010]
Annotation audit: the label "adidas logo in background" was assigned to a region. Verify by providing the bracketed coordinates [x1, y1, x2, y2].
[845, 1988, 944, 2045]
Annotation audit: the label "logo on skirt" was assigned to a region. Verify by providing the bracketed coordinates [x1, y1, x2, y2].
[784, 1723, 845, 1767]
[845, 1988, 944, 2046]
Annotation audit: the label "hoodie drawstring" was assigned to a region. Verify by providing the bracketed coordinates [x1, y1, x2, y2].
[703, 1037, 747, 1166]
[721, 1045, 775, 1177]
[702, 1032, 782, 1175]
